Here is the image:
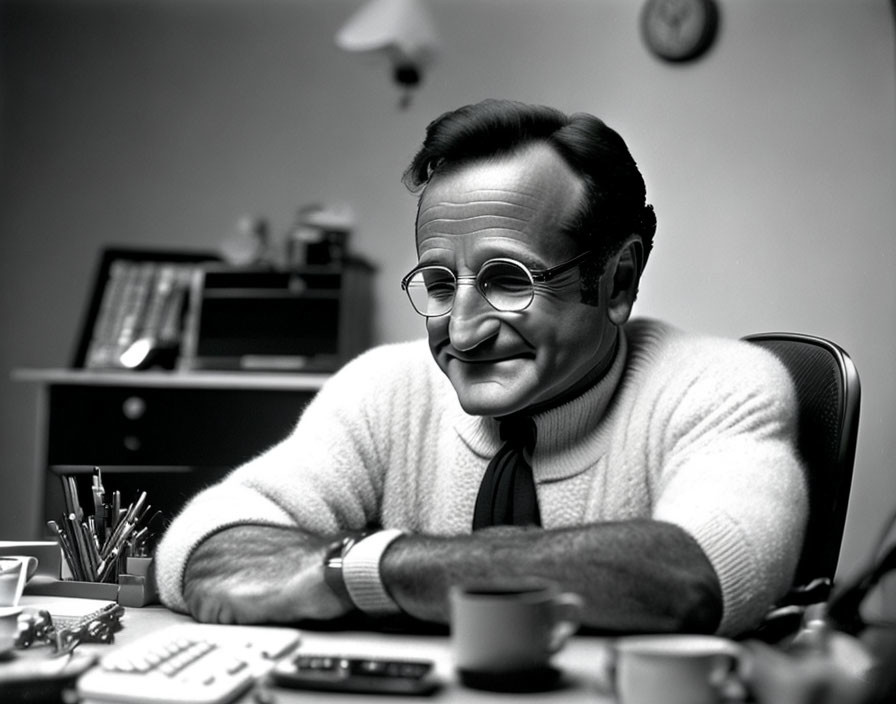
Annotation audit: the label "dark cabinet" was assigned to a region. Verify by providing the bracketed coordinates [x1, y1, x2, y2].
[16, 370, 325, 535]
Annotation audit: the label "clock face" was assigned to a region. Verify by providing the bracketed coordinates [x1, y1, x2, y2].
[641, 0, 720, 63]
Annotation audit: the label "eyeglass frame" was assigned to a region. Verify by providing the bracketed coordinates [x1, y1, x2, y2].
[400, 249, 597, 317]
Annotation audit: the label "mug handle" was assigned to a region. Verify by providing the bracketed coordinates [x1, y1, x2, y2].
[548, 592, 584, 653]
[10, 555, 39, 604]
[709, 651, 744, 701]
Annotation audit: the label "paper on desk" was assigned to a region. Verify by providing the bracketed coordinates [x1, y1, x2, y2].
[19, 594, 118, 621]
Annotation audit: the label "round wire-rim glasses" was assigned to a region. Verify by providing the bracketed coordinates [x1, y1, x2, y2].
[400, 250, 595, 317]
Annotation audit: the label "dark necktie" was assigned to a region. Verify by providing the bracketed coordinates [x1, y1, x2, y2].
[472, 416, 541, 530]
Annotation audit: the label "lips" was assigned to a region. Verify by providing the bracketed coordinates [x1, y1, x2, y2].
[445, 351, 535, 364]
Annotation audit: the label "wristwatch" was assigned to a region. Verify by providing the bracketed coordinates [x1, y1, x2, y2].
[323, 534, 364, 610]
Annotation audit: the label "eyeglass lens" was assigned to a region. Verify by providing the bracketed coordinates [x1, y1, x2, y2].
[405, 260, 535, 316]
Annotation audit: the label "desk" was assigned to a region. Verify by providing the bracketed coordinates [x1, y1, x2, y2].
[17, 596, 617, 703]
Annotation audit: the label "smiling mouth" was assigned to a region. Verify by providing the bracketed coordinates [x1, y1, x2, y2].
[446, 352, 534, 365]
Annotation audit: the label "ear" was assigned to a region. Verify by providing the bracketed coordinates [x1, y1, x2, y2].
[606, 237, 643, 326]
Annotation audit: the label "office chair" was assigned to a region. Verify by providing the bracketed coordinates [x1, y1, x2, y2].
[742, 332, 861, 622]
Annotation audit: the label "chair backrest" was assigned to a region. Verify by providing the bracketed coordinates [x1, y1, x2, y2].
[742, 332, 861, 593]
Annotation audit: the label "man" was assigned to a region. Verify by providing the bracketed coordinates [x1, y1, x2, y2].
[156, 99, 807, 637]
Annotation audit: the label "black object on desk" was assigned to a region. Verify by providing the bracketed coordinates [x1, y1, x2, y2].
[271, 654, 440, 695]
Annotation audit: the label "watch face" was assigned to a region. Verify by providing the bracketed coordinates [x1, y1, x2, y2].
[641, 0, 720, 63]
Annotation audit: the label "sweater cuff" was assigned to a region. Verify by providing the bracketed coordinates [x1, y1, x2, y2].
[342, 529, 405, 615]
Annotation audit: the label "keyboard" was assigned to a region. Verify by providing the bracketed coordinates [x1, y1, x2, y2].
[76, 622, 301, 704]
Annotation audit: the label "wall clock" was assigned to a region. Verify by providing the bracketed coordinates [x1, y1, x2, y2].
[640, 0, 720, 63]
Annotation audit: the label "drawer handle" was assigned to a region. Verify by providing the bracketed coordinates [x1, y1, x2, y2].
[123, 435, 142, 452]
[122, 396, 146, 420]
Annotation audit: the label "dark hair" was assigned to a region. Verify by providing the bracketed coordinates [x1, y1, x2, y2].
[402, 99, 657, 303]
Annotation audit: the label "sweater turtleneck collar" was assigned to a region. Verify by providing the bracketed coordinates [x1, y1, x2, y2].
[453, 328, 629, 482]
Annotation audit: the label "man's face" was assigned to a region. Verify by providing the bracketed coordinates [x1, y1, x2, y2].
[415, 143, 616, 417]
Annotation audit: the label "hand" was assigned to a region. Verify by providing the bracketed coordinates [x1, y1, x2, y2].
[740, 640, 868, 704]
[183, 525, 348, 624]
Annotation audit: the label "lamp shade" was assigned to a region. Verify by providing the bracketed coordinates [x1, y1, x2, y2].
[335, 0, 438, 66]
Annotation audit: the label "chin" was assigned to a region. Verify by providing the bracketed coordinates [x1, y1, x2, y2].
[452, 386, 532, 418]
[439, 356, 541, 417]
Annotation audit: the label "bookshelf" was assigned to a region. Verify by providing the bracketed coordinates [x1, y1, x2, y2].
[15, 244, 377, 538]
[74, 247, 375, 373]
[73, 248, 218, 370]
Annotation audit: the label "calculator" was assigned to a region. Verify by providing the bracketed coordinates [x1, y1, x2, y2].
[271, 653, 440, 695]
[76, 623, 300, 704]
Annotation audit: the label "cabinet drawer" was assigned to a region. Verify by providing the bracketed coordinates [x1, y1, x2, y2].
[47, 384, 314, 467]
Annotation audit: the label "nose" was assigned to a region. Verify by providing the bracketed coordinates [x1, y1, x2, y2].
[447, 280, 500, 352]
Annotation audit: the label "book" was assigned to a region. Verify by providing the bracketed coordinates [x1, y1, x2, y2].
[84, 261, 132, 368]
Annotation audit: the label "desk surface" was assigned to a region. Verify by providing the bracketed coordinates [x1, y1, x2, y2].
[12, 368, 330, 391]
[18, 596, 618, 703]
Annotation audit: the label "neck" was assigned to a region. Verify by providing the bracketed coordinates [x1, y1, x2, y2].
[517, 327, 620, 418]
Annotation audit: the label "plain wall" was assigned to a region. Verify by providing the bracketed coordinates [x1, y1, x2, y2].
[1, 0, 894, 585]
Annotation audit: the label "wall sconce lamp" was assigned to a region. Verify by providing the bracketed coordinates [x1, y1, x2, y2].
[335, 0, 439, 109]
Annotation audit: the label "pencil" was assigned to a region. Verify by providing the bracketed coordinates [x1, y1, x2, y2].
[101, 491, 146, 560]
[69, 512, 93, 580]
[111, 490, 121, 531]
[48, 519, 83, 582]
[60, 475, 74, 516]
[80, 521, 99, 579]
[67, 476, 83, 521]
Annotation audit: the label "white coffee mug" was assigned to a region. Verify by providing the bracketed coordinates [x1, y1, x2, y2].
[614, 634, 742, 704]
[0, 606, 22, 655]
[0, 555, 39, 607]
[450, 581, 583, 679]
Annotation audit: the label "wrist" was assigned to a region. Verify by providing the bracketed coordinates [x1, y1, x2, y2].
[342, 529, 406, 616]
[323, 533, 365, 611]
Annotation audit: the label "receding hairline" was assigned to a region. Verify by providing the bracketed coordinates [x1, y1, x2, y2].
[414, 141, 588, 239]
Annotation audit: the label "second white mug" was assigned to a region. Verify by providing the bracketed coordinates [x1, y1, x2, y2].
[614, 634, 742, 704]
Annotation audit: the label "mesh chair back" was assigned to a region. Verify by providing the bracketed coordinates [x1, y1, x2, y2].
[743, 333, 861, 590]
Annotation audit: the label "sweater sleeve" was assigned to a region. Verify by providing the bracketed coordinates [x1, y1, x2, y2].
[154, 343, 415, 613]
[647, 338, 808, 636]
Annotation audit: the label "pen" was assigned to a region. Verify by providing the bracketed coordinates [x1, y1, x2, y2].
[67, 476, 83, 521]
[48, 519, 84, 582]
[111, 490, 121, 532]
[60, 476, 73, 516]
[110, 515, 138, 558]
[129, 491, 148, 524]
[68, 512, 92, 580]
[92, 479, 106, 548]
[134, 503, 152, 531]
[80, 521, 100, 579]
[96, 548, 120, 583]
[100, 493, 145, 563]
[101, 512, 129, 561]
[129, 526, 149, 556]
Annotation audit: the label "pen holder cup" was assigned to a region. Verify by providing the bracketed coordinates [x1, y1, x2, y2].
[118, 557, 159, 607]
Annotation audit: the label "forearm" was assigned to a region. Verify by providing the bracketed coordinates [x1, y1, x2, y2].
[182, 524, 347, 624]
[381, 520, 722, 633]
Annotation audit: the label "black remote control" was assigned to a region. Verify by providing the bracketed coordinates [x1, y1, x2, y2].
[270, 654, 440, 695]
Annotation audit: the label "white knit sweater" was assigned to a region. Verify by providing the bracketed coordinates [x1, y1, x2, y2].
[156, 318, 807, 635]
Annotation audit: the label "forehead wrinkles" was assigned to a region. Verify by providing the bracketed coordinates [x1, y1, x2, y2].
[418, 188, 540, 237]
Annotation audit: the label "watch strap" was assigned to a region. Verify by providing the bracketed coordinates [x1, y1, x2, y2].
[323, 534, 362, 610]
[342, 529, 405, 616]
